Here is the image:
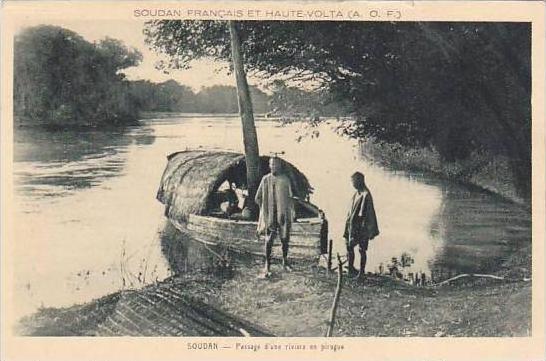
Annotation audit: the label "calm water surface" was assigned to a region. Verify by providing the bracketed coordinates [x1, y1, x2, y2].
[12, 115, 531, 318]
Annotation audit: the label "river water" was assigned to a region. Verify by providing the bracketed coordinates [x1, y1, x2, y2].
[12, 115, 531, 318]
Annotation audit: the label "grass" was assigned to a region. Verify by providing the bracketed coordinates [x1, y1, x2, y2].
[17, 240, 531, 337]
[16, 135, 532, 337]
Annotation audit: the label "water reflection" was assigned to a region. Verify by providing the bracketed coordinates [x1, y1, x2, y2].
[159, 221, 257, 280]
[12, 115, 531, 319]
[427, 181, 531, 276]
[160, 222, 219, 275]
[14, 125, 155, 200]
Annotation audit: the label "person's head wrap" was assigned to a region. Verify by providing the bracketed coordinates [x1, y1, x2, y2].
[351, 171, 366, 190]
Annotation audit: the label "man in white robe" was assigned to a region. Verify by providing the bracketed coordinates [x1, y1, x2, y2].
[255, 157, 295, 277]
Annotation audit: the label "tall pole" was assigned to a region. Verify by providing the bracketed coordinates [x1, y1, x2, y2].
[326, 254, 345, 337]
[229, 21, 260, 215]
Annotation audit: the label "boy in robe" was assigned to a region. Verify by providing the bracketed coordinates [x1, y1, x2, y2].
[343, 171, 379, 279]
[255, 157, 295, 277]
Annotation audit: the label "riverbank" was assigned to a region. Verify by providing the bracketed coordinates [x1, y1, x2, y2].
[359, 138, 529, 206]
[12, 115, 532, 337]
[17, 238, 531, 337]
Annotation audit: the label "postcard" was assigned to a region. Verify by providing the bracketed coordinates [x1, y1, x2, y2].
[1, 1, 544, 360]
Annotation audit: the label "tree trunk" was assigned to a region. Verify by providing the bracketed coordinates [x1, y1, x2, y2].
[229, 21, 261, 215]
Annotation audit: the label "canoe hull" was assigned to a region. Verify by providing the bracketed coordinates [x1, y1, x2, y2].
[173, 214, 324, 260]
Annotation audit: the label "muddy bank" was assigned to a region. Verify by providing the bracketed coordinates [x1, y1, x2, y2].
[18, 240, 531, 337]
[359, 138, 529, 206]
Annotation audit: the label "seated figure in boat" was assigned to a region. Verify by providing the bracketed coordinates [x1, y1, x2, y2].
[255, 157, 295, 277]
[219, 182, 241, 217]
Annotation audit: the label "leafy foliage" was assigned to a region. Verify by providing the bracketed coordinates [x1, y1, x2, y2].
[268, 80, 349, 118]
[129, 80, 196, 112]
[14, 25, 143, 127]
[145, 20, 531, 196]
[129, 80, 270, 113]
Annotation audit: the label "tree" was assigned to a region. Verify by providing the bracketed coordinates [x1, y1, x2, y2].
[268, 80, 349, 118]
[145, 21, 531, 197]
[145, 20, 263, 209]
[195, 85, 238, 113]
[128, 81, 271, 114]
[14, 25, 142, 127]
[129, 80, 191, 111]
[229, 21, 260, 212]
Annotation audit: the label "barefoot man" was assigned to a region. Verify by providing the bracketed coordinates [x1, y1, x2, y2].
[344, 171, 379, 279]
[255, 157, 294, 277]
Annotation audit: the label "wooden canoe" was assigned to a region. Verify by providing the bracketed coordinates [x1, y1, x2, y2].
[157, 150, 327, 260]
[183, 215, 323, 259]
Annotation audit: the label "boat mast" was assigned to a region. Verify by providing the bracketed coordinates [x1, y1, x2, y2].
[228, 21, 260, 215]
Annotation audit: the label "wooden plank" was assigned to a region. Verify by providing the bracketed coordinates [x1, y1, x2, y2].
[172, 217, 323, 259]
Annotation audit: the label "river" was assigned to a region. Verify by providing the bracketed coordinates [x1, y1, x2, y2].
[12, 114, 531, 318]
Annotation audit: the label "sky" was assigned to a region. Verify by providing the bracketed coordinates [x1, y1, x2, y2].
[14, 19, 254, 92]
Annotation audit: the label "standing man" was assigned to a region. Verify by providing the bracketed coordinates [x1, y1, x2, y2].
[344, 171, 379, 279]
[255, 157, 295, 277]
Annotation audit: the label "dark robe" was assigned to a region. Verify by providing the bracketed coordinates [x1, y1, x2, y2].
[343, 189, 379, 244]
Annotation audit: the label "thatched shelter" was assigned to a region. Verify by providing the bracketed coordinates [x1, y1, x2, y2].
[157, 150, 314, 222]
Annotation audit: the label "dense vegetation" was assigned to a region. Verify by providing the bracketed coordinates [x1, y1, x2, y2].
[14, 25, 143, 127]
[129, 80, 270, 114]
[145, 21, 531, 198]
[14, 25, 273, 128]
[268, 80, 349, 119]
[14, 23, 531, 198]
